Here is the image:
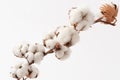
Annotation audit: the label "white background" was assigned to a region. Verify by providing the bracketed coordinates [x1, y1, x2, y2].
[0, 0, 120, 80]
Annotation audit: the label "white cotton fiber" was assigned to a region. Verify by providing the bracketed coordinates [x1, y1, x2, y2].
[35, 43, 45, 53]
[56, 27, 73, 45]
[28, 65, 39, 78]
[34, 52, 44, 63]
[28, 44, 37, 53]
[69, 6, 94, 31]
[45, 39, 57, 49]
[25, 52, 34, 64]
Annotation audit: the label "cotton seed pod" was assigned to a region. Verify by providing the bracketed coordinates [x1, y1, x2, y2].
[13, 49, 23, 58]
[69, 6, 94, 31]
[55, 50, 64, 59]
[69, 7, 83, 26]
[45, 39, 57, 49]
[59, 48, 71, 61]
[34, 52, 44, 63]
[35, 43, 45, 53]
[56, 26, 79, 47]
[25, 52, 34, 64]
[13, 43, 29, 58]
[55, 45, 71, 60]
[28, 44, 37, 53]
[20, 43, 29, 54]
[27, 65, 39, 79]
[11, 62, 29, 79]
[56, 26, 74, 45]
[16, 68, 27, 78]
[13, 44, 23, 58]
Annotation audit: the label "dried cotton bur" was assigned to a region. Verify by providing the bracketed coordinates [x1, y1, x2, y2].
[95, 2, 118, 26]
[11, 2, 118, 80]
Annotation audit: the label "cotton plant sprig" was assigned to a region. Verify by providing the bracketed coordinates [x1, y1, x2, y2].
[11, 3, 118, 80]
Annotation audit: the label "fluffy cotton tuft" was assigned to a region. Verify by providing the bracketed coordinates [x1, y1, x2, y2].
[11, 62, 29, 79]
[28, 44, 37, 53]
[55, 45, 71, 60]
[28, 43, 45, 54]
[56, 26, 73, 45]
[69, 6, 94, 31]
[55, 50, 64, 59]
[59, 48, 71, 61]
[56, 26, 80, 46]
[34, 52, 44, 63]
[27, 65, 39, 78]
[13, 43, 29, 58]
[45, 39, 57, 49]
[35, 43, 45, 53]
[16, 69, 26, 78]
[13, 44, 23, 58]
[25, 52, 34, 64]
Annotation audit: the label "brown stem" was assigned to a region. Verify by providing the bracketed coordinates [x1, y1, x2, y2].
[94, 16, 103, 23]
[45, 49, 54, 54]
[94, 16, 116, 26]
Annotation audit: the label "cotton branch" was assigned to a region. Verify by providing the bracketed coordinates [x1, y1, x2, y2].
[11, 2, 118, 80]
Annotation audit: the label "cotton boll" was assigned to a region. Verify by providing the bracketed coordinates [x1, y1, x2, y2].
[55, 50, 64, 59]
[19, 62, 29, 75]
[45, 39, 57, 49]
[56, 27, 73, 45]
[76, 15, 94, 31]
[69, 8, 82, 25]
[13, 49, 23, 58]
[20, 43, 29, 54]
[28, 65, 39, 78]
[69, 6, 90, 25]
[55, 45, 68, 59]
[11, 62, 29, 79]
[59, 48, 71, 61]
[56, 26, 79, 46]
[55, 45, 71, 60]
[16, 69, 25, 78]
[69, 6, 94, 31]
[25, 52, 34, 64]
[35, 43, 45, 53]
[13, 45, 23, 58]
[34, 52, 44, 63]
[16, 68, 27, 79]
[13, 43, 29, 57]
[28, 44, 37, 53]
[22, 62, 29, 71]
